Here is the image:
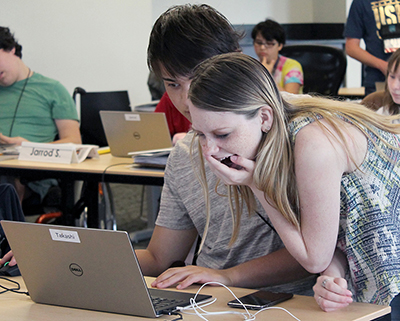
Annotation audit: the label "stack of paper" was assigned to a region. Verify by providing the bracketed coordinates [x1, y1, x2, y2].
[130, 148, 171, 169]
[0, 144, 19, 161]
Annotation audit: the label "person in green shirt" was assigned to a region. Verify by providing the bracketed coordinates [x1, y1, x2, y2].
[0, 26, 81, 200]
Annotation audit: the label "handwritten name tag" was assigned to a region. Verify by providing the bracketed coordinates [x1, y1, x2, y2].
[18, 142, 99, 164]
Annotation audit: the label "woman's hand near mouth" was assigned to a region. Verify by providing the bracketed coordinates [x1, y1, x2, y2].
[204, 154, 255, 186]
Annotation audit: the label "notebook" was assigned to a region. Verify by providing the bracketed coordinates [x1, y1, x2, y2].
[131, 154, 169, 169]
[1, 221, 211, 318]
[100, 111, 173, 157]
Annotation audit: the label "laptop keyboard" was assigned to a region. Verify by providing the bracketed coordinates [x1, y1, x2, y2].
[152, 295, 185, 311]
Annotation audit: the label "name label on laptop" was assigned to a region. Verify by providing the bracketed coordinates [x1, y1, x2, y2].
[124, 113, 141, 121]
[50, 229, 81, 243]
[18, 142, 99, 164]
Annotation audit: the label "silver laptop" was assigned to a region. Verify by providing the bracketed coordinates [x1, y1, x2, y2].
[1, 221, 211, 317]
[100, 111, 172, 157]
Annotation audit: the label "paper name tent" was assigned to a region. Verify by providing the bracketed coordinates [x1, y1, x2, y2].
[18, 142, 99, 164]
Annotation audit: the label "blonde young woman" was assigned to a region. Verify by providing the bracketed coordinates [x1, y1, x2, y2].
[187, 52, 400, 319]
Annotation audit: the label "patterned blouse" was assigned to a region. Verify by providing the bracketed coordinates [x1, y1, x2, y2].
[289, 115, 400, 305]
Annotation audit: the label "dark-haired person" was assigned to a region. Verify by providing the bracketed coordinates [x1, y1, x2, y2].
[136, 4, 316, 296]
[0, 27, 80, 201]
[0, 184, 25, 266]
[251, 19, 303, 94]
[344, 0, 399, 95]
[0, 183, 25, 269]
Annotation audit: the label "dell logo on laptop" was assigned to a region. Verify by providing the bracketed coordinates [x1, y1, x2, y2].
[69, 263, 83, 276]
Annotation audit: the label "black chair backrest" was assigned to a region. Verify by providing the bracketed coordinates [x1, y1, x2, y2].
[279, 45, 347, 96]
[73, 88, 131, 147]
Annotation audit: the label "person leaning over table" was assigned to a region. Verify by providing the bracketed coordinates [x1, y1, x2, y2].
[187, 52, 400, 320]
[135, 4, 316, 296]
[0, 26, 81, 202]
[251, 19, 303, 94]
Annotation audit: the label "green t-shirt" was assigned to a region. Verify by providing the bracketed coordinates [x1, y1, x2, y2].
[0, 72, 78, 142]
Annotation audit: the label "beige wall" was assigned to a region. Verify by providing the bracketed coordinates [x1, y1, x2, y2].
[312, 0, 346, 23]
[1, 0, 350, 107]
[1, 0, 153, 106]
[152, 0, 346, 24]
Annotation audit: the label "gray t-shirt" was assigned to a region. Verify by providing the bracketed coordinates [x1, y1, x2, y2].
[156, 132, 316, 295]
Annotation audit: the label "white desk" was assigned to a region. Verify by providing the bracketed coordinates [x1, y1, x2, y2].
[338, 87, 366, 99]
[0, 276, 390, 321]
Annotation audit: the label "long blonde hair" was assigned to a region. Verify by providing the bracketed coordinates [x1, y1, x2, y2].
[189, 52, 400, 248]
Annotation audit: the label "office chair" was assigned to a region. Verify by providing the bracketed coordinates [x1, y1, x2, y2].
[73, 88, 131, 146]
[72, 87, 132, 230]
[279, 44, 347, 96]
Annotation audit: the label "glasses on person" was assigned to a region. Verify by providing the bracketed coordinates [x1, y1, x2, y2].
[254, 40, 277, 48]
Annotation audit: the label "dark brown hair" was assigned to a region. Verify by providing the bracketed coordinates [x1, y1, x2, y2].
[0, 27, 22, 58]
[147, 4, 241, 79]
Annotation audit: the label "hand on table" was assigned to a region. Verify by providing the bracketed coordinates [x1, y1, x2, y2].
[151, 265, 233, 290]
[313, 275, 353, 312]
[0, 250, 17, 267]
[0, 133, 28, 146]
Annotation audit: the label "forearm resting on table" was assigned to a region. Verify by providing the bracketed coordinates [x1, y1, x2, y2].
[322, 248, 348, 279]
[51, 136, 82, 144]
[135, 249, 171, 277]
[224, 247, 312, 289]
[135, 226, 198, 277]
[313, 249, 353, 312]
